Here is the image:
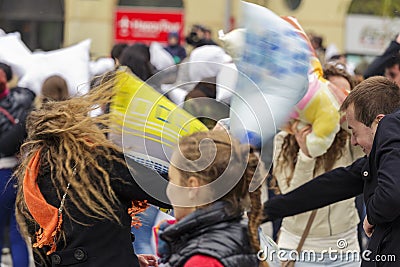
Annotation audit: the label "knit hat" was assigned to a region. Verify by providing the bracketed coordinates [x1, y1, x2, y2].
[168, 32, 179, 39]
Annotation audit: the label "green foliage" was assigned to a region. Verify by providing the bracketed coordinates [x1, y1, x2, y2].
[348, 0, 400, 17]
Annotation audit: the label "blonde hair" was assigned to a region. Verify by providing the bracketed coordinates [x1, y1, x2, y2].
[15, 71, 125, 245]
[175, 131, 268, 266]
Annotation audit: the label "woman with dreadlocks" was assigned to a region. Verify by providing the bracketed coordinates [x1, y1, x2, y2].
[155, 131, 268, 267]
[14, 76, 170, 267]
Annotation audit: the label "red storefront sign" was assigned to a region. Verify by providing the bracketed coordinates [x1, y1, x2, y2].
[114, 8, 184, 44]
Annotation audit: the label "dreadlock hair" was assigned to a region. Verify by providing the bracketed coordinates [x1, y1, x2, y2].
[270, 128, 349, 194]
[173, 131, 269, 267]
[15, 70, 126, 244]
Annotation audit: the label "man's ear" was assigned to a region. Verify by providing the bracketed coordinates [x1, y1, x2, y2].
[376, 114, 385, 123]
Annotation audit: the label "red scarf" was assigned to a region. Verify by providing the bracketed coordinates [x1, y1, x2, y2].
[0, 88, 8, 99]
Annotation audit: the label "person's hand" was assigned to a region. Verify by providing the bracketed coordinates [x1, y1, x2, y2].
[291, 121, 312, 157]
[138, 254, 159, 267]
[363, 216, 374, 238]
[396, 33, 400, 44]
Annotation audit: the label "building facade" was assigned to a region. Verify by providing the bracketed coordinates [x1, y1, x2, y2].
[0, 0, 356, 57]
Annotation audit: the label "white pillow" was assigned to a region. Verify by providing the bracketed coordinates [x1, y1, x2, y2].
[216, 62, 237, 104]
[150, 42, 175, 71]
[218, 28, 246, 60]
[89, 57, 115, 78]
[0, 32, 33, 78]
[18, 39, 91, 96]
[188, 45, 232, 82]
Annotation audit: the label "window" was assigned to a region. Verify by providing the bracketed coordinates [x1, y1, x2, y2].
[285, 0, 302, 11]
[0, 0, 64, 51]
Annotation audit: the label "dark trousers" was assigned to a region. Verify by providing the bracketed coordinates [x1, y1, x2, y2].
[0, 168, 29, 267]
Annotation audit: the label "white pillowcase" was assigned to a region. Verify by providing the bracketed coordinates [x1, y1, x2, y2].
[150, 42, 175, 71]
[0, 32, 33, 78]
[188, 45, 233, 82]
[89, 57, 115, 78]
[18, 39, 92, 96]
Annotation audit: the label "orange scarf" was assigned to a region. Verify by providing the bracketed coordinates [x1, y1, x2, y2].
[23, 150, 62, 255]
[23, 149, 149, 255]
[128, 200, 149, 229]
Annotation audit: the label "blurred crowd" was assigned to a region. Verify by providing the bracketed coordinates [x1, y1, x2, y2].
[1, 11, 400, 267]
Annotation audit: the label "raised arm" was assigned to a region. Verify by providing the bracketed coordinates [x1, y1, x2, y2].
[273, 131, 317, 194]
[107, 151, 172, 209]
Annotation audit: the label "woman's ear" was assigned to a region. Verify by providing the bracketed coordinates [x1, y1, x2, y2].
[187, 176, 200, 187]
[187, 176, 201, 200]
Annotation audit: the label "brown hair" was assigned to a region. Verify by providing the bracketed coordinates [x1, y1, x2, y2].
[341, 76, 400, 127]
[270, 128, 349, 194]
[41, 75, 69, 102]
[15, 71, 125, 245]
[174, 131, 268, 266]
[323, 63, 354, 90]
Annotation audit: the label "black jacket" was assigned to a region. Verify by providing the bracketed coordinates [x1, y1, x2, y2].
[30, 150, 171, 267]
[264, 109, 400, 266]
[0, 87, 35, 157]
[364, 40, 400, 79]
[159, 201, 259, 267]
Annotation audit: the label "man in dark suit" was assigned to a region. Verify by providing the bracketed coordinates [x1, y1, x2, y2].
[264, 76, 400, 266]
